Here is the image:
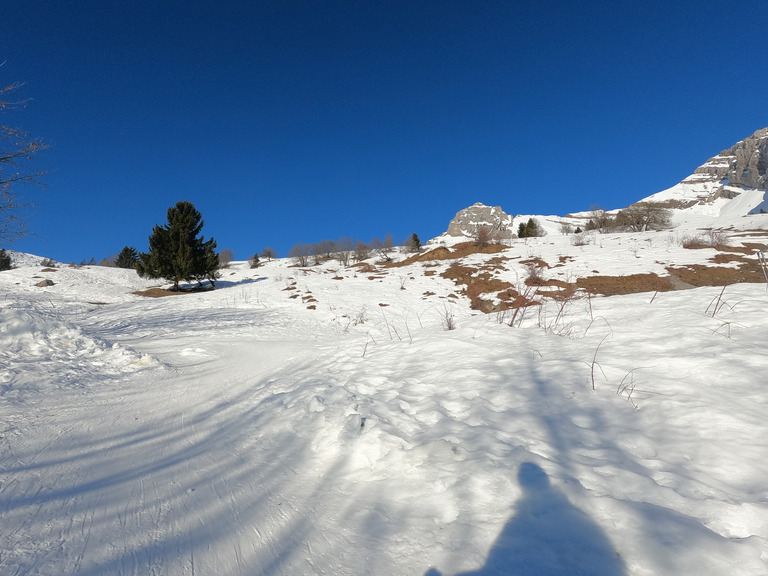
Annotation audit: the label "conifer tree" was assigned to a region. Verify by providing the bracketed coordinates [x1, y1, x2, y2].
[408, 233, 422, 252]
[0, 248, 12, 271]
[136, 201, 218, 290]
[115, 246, 139, 269]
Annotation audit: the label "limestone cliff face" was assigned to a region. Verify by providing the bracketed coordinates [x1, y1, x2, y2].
[684, 127, 768, 190]
[642, 127, 768, 213]
[445, 203, 514, 238]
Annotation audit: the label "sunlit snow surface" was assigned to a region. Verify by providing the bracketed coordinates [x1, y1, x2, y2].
[1, 233, 767, 575]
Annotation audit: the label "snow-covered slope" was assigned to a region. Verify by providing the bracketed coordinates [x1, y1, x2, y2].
[2, 206, 768, 576]
[641, 127, 768, 219]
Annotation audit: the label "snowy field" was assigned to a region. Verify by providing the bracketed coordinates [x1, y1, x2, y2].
[2, 221, 768, 575]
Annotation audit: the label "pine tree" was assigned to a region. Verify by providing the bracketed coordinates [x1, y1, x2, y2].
[0, 248, 12, 271]
[136, 201, 219, 290]
[408, 233, 422, 252]
[115, 246, 139, 269]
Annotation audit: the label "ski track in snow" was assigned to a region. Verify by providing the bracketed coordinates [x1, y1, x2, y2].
[1, 231, 768, 575]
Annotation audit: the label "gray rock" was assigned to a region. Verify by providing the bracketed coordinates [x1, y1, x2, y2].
[35, 279, 55, 287]
[445, 203, 514, 238]
[687, 127, 768, 190]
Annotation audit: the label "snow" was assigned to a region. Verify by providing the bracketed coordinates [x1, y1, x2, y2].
[2, 213, 768, 575]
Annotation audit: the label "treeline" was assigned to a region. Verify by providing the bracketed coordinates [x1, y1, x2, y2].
[580, 205, 672, 233]
[288, 233, 421, 267]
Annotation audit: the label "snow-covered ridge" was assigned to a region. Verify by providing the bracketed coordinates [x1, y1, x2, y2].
[642, 127, 768, 217]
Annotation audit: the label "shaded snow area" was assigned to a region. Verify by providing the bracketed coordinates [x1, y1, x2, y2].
[1, 245, 768, 575]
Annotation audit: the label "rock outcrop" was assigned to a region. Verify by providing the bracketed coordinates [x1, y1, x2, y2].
[641, 127, 768, 214]
[445, 203, 514, 239]
[688, 127, 768, 190]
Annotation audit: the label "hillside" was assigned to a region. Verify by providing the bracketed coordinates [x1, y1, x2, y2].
[2, 191, 768, 575]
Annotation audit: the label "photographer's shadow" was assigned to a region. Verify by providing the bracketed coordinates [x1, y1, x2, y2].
[426, 462, 625, 576]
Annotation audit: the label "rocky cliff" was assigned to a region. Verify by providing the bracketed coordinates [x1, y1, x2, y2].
[445, 203, 514, 238]
[685, 127, 768, 190]
[642, 127, 768, 213]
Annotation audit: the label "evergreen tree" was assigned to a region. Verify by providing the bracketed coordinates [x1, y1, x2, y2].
[0, 248, 12, 271]
[518, 218, 544, 238]
[136, 200, 218, 290]
[408, 233, 422, 252]
[115, 246, 139, 269]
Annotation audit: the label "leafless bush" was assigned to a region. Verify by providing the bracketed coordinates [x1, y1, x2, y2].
[218, 248, 234, 268]
[335, 237, 354, 265]
[354, 241, 371, 262]
[260, 246, 277, 261]
[571, 233, 591, 246]
[525, 263, 546, 285]
[442, 304, 457, 330]
[559, 221, 574, 234]
[615, 204, 673, 231]
[371, 234, 395, 261]
[288, 243, 310, 266]
[681, 229, 728, 250]
[474, 225, 494, 247]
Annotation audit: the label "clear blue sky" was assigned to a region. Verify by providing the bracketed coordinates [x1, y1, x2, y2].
[2, 1, 767, 262]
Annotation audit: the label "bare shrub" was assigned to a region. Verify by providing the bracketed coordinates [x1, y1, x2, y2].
[615, 204, 673, 231]
[354, 241, 371, 262]
[681, 234, 709, 249]
[681, 229, 728, 250]
[585, 206, 615, 232]
[288, 243, 310, 266]
[571, 233, 591, 246]
[260, 246, 277, 261]
[371, 234, 395, 261]
[442, 304, 457, 331]
[559, 221, 574, 235]
[335, 237, 354, 265]
[474, 225, 494, 247]
[218, 248, 234, 268]
[525, 263, 546, 285]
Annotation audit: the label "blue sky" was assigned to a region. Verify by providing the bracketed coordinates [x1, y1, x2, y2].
[2, 1, 767, 262]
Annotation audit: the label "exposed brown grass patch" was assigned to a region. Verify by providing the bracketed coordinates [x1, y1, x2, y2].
[576, 274, 674, 296]
[390, 242, 507, 267]
[440, 263, 514, 309]
[520, 258, 550, 269]
[721, 242, 766, 254]
[353, 263, 379, 273]
[134, 288, 190, 298]
[667, 258, 764, 287]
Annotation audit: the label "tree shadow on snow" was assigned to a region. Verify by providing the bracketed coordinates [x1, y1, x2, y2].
[426, 462, 626, 576]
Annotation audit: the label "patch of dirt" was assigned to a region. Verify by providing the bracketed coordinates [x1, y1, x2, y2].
[41, 268, 57, 272]
[667, 259, 765, 287]
[576, 274, 674, 296]
[353, 263, 379, 273]
[134, 288, 192, 298]
[440, 263, 514, 309]
[520, 258, 550, 269]
[390, 242, 507, 267]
